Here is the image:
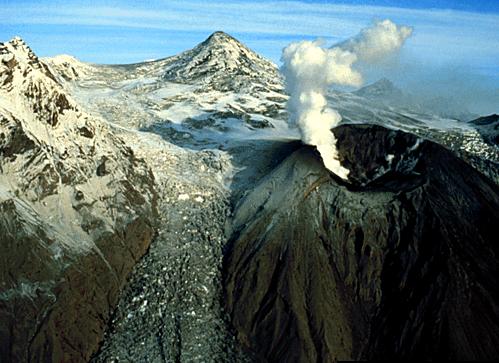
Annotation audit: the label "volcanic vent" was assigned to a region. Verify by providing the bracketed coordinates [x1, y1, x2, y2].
[224, 124, 499, 362]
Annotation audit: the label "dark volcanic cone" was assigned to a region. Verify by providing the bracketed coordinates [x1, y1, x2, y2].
[224, 124, 499, 362]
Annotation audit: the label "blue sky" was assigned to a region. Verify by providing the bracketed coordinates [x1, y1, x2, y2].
[1, 0, 498, 64]
[1, 0, 498, 113]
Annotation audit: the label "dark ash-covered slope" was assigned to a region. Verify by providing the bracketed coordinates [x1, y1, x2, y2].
[224, 124, 499, 362]
[470, 114, 499, 146]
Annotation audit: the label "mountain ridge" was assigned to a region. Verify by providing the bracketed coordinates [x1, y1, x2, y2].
[0, 35, 158, 362]
[153, 30, 282, 92]
[0, 33, 498, 362]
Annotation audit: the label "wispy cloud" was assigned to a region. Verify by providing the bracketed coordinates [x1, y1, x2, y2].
[0, 0, 499, 73]
[4, 1, 499, 38]
[1, 0, 497, 113]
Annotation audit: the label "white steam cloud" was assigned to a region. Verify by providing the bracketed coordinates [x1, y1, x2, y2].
[281, 19, 412, 180]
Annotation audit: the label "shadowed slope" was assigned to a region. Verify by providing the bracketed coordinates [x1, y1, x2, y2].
[224, 124, 499, 362]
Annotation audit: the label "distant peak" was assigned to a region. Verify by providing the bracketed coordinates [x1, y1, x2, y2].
[470, 114, 499, 126]
[202, 31, 241, 47]
[375, 77, 394, 87]
[208, 31, 234, 40]
[362, 78, 396, 91]
[354, 77, 402, 98]
[158, 30, 280, 92]
[49, 54, 81, 64]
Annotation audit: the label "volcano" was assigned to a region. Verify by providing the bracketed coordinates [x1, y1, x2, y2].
[224, 124, 499, 362]
[1, 32, 498, 363]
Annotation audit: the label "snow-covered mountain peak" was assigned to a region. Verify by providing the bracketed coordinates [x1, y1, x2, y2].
[4, 36, 32, 59]
[0, 37, 156, 251]
[1, 36, 61, 92]
[1, 36, 53, 74]
[198, 31, 264, 63]
[45, 54, 86, 70]
[157, 31, 282, 92]
[0, 37, 78, 129]
[43, 54, 92, 81]
[203, 30, 240, 46]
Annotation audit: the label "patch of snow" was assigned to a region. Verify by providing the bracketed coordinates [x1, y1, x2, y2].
[178, 194, 190, 201]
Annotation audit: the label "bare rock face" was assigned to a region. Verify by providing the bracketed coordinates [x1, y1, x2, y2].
[0, 216, 155, 362]
[224, 124, 499, 362]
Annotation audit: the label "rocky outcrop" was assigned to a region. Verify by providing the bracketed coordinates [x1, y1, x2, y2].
[0, 133, 158, 363]
[0, 36, 158, 362]
[0, 214, 155, 362]
[224, 124, 499, 361]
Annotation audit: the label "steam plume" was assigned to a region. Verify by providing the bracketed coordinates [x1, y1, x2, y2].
[281, 19, 412, 180]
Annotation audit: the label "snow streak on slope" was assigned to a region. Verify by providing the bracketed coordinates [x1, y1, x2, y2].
[0, 36, 155, 253]
[0, 36, 159, 362]
[45, 30, 496, 166]
[48, 32, 295, 148]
